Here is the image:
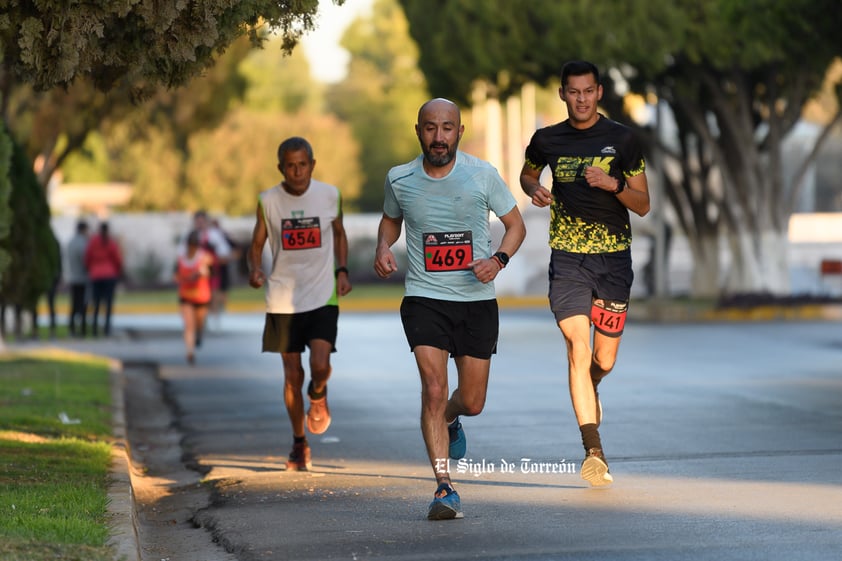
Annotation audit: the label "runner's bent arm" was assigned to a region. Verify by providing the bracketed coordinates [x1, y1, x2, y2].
[468, 204, 527, 284]
[497, 205, 526, 259]
[616, 172, 650, 217]
[247, 203, 268, 288]
[374, 213, 403, 278]
[583, 165, 650, 217]
[332, 210, 352, 296]
[520, 164, 553, 207]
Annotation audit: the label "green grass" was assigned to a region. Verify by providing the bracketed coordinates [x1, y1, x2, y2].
[10, 282, 406, 342]
[131, 281, 407, 305]
[34, 281, 407, 315]
[0, 353, 116, 560]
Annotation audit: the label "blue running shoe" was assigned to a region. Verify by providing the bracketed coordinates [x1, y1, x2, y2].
[448, 417, 466, 460]
[427, 483, 464, 520]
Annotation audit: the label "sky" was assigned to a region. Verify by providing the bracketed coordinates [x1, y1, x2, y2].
[300, 0, 375, 83]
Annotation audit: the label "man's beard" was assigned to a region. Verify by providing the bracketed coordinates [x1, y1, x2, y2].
[422, 140, 458, 167]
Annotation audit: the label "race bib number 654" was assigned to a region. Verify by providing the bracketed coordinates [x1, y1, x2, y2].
[423, 231, 473, 271]
[282, 217, 322, 250]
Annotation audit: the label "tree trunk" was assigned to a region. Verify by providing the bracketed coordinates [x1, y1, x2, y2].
[724, 229, 790, 294]
[689, 234, 721, 298]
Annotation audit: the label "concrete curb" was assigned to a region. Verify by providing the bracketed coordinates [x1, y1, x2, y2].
[630, 302, 842, 323]
[106, 359, 141, 561]
[699, 303, 842, 322]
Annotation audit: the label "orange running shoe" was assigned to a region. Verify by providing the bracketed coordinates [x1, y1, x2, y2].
[307, 384, 331, 434]
[286, 441, 312, 471]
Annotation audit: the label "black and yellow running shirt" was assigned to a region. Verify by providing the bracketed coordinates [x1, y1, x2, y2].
[524, 115, 645, 254]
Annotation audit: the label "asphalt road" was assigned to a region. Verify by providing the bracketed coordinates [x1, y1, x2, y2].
[55, 310, 842, 561]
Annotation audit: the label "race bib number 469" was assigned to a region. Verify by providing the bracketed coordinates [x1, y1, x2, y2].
[282, 217, 322, 250]
[423, 231, 473, 271]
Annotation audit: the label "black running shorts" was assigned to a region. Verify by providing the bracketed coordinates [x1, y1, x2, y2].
[400, 296, 498, 359]
[262, 305, 338, 353]
[548, 249, 633, 324]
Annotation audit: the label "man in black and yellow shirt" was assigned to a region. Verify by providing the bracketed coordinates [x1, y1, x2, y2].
[520, 60, 650, 487]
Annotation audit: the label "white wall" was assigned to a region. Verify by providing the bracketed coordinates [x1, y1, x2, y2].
[51, 211, 842, 297]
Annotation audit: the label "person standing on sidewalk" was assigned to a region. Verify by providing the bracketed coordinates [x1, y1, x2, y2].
[174, 230, 214, 365]
[85, 221, 123, 337]
[374, 98, 525, 520]
[210, 217, 240, 328]
[66, 219, 90, 338]
[247, 136, 352, 472]
[520, 60, 650, 487]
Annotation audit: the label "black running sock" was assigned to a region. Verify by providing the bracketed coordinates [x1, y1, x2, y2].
[579, 423, 602, 452]
[307, 380, 326, 400]
[293, 435, 307, 445]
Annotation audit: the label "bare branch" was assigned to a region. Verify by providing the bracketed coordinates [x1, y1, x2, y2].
[786, 107, 842, 214]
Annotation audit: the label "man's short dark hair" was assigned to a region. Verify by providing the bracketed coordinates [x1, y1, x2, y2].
[561, 60, 600, 89]
[277, 137, 314, 164]
[76, 219, 89, 233]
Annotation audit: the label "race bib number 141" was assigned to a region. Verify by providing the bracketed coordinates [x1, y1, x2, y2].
[282, 217, 322, 250]
[423, 231, 473, 271]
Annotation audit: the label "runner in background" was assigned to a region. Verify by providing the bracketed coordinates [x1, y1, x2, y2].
[210, 218, 240, 328]
[248, 136, 352, 471]
[179, 210, 231, 338]
[174, 230, 214, 364]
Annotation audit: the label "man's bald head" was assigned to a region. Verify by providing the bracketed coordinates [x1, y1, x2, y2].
[417, 98, 461, 127]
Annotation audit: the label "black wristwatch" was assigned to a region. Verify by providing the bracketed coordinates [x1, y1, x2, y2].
[613, 176, 626, 195]
[334, 266, 349, 278]
[493, 251, 510, 267]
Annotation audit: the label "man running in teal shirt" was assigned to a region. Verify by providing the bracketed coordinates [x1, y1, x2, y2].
[375, 98, 526, 520]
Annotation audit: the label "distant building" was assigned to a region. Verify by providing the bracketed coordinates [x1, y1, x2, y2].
[48, 181, 133, 217]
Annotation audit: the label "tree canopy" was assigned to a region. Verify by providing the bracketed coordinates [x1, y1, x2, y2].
[116, 36, 363, 215]
[183, 108, 362, 215]
[0, 0, 346, 323]
[400, 0, 842, 296]
[0, 2, 337, 188]
[326, 0, 429, 211]
[0, 0, 335, 95]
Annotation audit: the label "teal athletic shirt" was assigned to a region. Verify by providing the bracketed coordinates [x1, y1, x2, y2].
[383, 151, 517, 302]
